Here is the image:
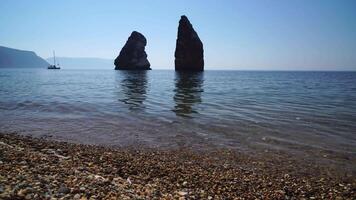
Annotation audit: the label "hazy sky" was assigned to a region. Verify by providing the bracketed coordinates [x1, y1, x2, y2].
[1, 0, 356, 70]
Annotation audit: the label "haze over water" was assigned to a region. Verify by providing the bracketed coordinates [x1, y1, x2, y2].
[0, 69, 355, 160]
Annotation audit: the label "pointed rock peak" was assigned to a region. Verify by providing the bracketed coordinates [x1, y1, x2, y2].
[178, 16, 194, 35]
[180, 15, 188, 21]
[132, 30, 142, 35]
[175, 16, 204, 71]
[114, 31, 151, 70]
[130, 31, 146, 41]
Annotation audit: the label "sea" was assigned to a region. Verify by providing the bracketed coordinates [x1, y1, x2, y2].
[0, 69, 355, 159]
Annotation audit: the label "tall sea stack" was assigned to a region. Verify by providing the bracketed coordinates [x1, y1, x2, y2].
[114, 31, 151, 70]
[175, 15, 204, 71]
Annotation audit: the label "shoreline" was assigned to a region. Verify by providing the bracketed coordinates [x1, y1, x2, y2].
[0, 133, 355, 199]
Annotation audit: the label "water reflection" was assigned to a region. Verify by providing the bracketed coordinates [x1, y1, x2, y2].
[173, 72, 204, 117]
[117, 71, 148, 111]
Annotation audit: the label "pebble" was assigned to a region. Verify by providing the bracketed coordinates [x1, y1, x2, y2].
[0, 133, 354, 199]
[25, 194, 33, 199]
[58, 185, 70, 194]
[17, 189, 27, 197]
[178, 191, 187, 196]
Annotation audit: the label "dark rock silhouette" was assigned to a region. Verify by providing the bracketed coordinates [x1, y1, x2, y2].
[114, 31, 151, 70]
[0, 46, 49, 68]
[173, 71, 204, 117]
[175, 15, 204, 71]
[117, 71, 148, 111]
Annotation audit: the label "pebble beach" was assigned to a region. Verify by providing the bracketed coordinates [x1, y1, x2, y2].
[0, 133, 355, 199]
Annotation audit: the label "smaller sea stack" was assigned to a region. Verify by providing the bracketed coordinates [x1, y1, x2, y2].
[175, 15, 204, 71]
[114, 31, 151, 70]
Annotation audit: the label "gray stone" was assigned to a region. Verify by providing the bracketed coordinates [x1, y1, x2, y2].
[58, 185, 70, 194]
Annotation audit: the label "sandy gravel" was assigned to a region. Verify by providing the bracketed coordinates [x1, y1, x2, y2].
[0, 133, 355, 199]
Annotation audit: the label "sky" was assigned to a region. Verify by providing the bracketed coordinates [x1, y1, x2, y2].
[1, 0, 356, 70]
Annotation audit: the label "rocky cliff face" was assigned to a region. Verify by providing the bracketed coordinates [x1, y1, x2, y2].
[0, 46, 49, 68]
[114, 31, 151, 70]
[174, 16, 204, 71]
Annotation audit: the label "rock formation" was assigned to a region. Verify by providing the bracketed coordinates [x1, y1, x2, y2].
[114, 31, 151, 70]
[174, 15, 204, 71]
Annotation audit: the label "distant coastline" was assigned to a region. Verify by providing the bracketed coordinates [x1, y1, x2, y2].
[0, 46, 49, 68]
[1, 45, 355, 71]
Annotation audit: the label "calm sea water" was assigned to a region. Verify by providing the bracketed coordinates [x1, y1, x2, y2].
[0, 69, 355, 157]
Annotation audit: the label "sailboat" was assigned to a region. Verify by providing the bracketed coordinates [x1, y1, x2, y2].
[48, 51, 60, 69]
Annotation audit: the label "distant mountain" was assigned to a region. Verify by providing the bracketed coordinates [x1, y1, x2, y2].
[46, 57, 113, 69]
[0, 46, 49, 68]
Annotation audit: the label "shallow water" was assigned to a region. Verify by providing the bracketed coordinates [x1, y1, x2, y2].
[0, 69, 355, 157]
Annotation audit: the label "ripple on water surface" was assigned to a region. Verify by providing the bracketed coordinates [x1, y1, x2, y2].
[0, 69, 355, 162]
